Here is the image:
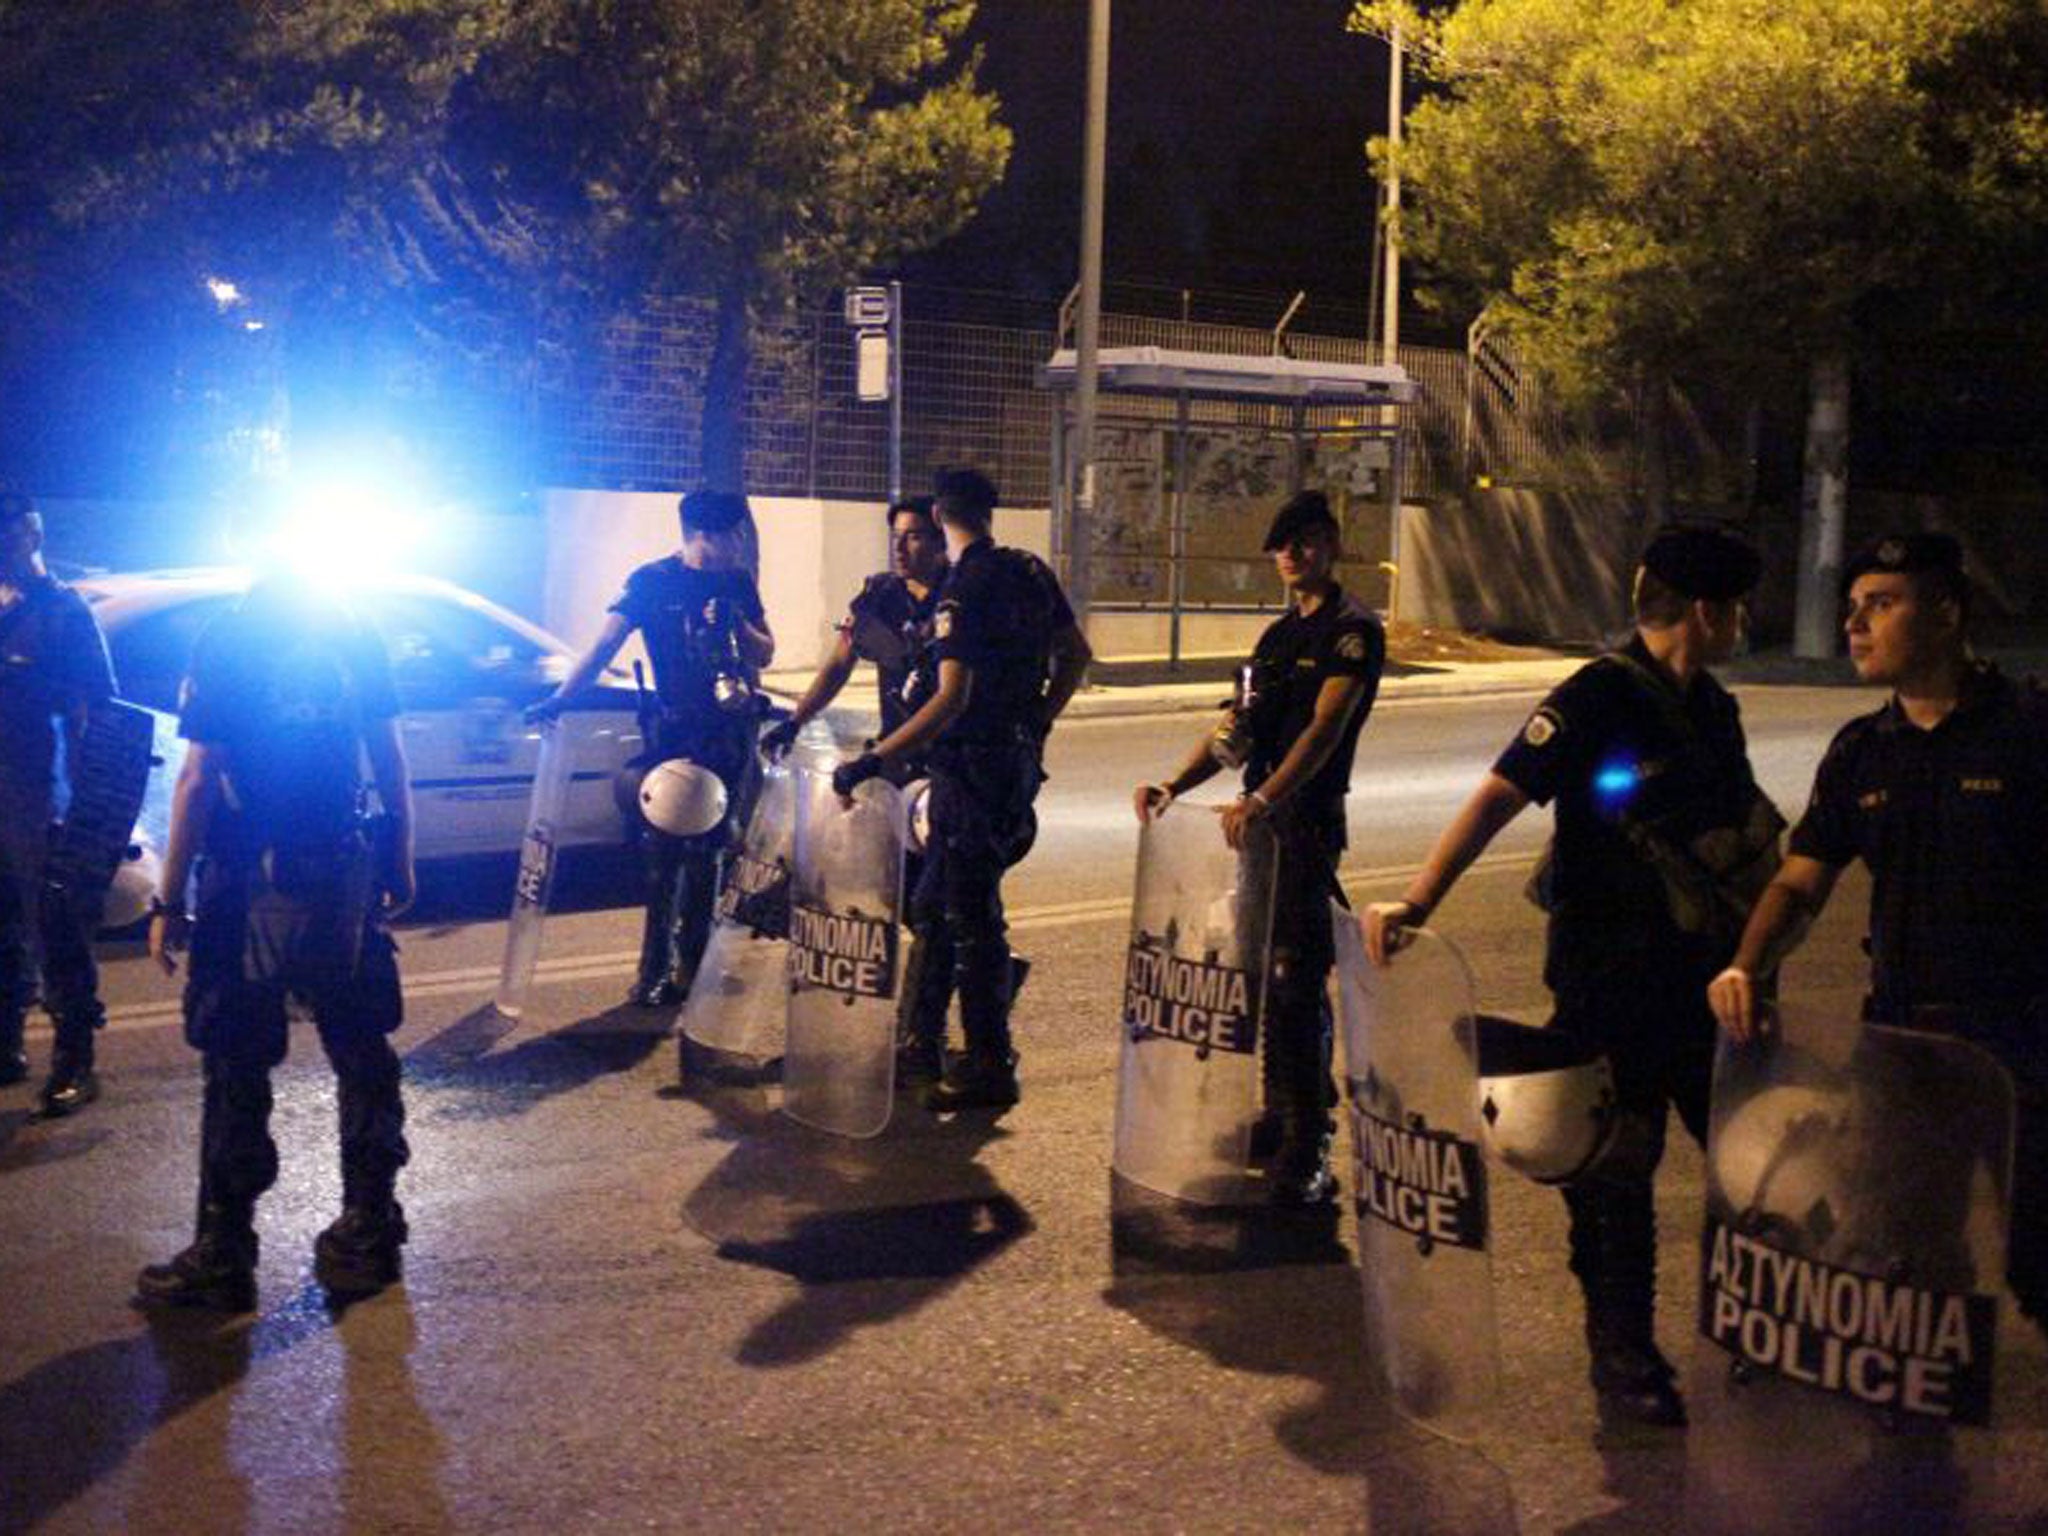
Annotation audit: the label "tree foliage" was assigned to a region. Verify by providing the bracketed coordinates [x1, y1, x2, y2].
[1349, 0, 2048, 405]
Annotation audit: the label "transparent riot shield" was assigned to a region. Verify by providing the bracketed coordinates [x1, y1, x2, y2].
[493, 715, 582, 1020]
[1335, 917, 1500, 1428]
[1684, 1005, 2019, 1535]
[1112, 806, 1272, 1205]
[45, 698, 156, 909]
[782, 767, 905, 1138]
[682, 759, 800, 1064]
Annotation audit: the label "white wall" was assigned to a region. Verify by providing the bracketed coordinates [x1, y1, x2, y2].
[541, 489, 1053, 673]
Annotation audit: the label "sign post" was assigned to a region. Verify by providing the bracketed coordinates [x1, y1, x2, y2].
[844, 283, 904, 503]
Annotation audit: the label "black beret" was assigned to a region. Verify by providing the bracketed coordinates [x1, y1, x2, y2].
[1843, 531, 1964, 590]
[1640, 524, 1760, 600]
[679, 489, 750, 533]
[1261, 490, 1339, 552]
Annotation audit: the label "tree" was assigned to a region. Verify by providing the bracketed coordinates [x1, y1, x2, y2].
[1351, 0, 2048, 652]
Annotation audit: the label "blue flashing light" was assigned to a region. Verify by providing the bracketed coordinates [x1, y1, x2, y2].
[1593, 761, 1641, 803]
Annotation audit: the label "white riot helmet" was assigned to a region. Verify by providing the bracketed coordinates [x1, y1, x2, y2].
[638, 758, 729, 838]
[1474, 1016, 1622, 1185]
[1709, 1083, 1854, 1233]
[104, 843, 162, 931]
[904, 778, 932, 855]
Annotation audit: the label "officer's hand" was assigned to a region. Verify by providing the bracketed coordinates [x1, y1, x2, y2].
[148, 908, 190, 977]
[832, 751, 883, 804]
[1219, 792, 1267, 851]
[524, 694, 567, 726]
[760, 718, 800, 761]
[1364, 901, 1425, 967]
[1709, 966, 1759, 1043]
[702, 597, 727, 630]
[1133, 783, 1173, 823]
[381, 860, 418, 921]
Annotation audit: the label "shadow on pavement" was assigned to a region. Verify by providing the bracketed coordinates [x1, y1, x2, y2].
[402, 1001, 669, 1120]
[0, 1115, 114, 1177]
[680, 1081, 1032, 1368]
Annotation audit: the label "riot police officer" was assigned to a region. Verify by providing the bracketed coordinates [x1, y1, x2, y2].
[831, 469, 1090, 1111]
[1711, 532, 2048, 1338]
[0, 490, 118, 1117]
[1367, 523, 1774, 1426]
[1135, 490, 1385, 1204]
[532, 489, 775, 1007]
[761, 495, 946, 781]
[135, 567, 416, 1311]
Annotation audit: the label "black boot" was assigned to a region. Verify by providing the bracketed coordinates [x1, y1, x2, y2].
[36, 1046, 98, 1118]
[1269, 1119, 1337, 1206]
[0, 1012, 25, 1087]
[1569, 1179, 1685, 1426]
[1588, 1327, 1686, 1427]
[923, 1049, 1020, 1113]
[314, 1199, 408, 1297]
[135, 1202, 259, 1313]
[628, 975, 686, 1009]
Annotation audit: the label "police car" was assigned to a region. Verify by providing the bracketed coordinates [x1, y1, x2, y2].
[78, 569, 649, 873]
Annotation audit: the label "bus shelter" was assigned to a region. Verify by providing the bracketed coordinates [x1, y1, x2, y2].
[1038, 346, 1418, 667]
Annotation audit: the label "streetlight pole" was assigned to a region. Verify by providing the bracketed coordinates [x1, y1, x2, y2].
[1070, 0, 1110, 624]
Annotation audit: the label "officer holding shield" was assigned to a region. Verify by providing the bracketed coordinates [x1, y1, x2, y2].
[831, 469, 1090, 1110]
[532, 490, 775, 1007]
[1367, 524, 1773, 1426]
[1135, 491, 1384, 1204]
[135, 568, 416, 1310]
[0, 490, 118, 1117]
[762, 495, 946, 784]
[1710, 533, 2048, 1338]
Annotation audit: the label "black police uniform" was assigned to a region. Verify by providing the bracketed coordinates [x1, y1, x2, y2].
[843, 572, 939, 783]
[609, 556, 766, 993]
[1239, 587, 1384, 1174]
[1789, 660, 2048, 1327]
[0, 572, 116, 1088]
[1494, 635, 1771, 1382]
[900, 539, 1072, 1085]
[143, 580, 408, 1304]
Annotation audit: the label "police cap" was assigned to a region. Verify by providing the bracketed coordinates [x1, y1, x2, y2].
[1843, 531, 1965, 592]
[679, 489, 750, 534]
[1261, 490, 1339, 552]
[1639, 524, 1760, 601]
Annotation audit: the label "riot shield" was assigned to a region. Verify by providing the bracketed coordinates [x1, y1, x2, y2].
[1684, 1005, 2019, 1535]
[1335, 917, 1500, 1428]
[492, 715, 580, 1020]
[1112, 806, 1272, 1205]
[45, 699, 156, 917]
[781, 767, 905, 1137]
[681, 758, 801, 1064]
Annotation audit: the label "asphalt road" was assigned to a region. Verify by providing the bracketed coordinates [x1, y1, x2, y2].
[4, 682, 2044, 1534]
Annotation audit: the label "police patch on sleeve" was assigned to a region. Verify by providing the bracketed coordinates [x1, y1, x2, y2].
[933, 604, 956, 640]
[1523, 707, 1562, 747]
[1336, 630, 1367, 661]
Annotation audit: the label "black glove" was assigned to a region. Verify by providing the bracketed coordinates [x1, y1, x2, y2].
[524, 694, 567, 726]
[760, 717, 800, 760]
[832, 752, 884, 800]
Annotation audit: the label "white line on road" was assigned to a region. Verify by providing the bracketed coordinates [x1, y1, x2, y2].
[89, 849, 1539, 1035]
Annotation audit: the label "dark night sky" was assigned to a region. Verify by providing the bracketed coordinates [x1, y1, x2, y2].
[897, 0, 1394, 323]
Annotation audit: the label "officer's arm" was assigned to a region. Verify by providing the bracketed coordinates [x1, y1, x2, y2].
[363, 715, 417, 916]
[1709, 855, 1840, 1042]
[735, 612, 775, 670]
[1039, 621, 1093, 733]
[1366, 772, 1530, 965]
[870, 658, 971, 768]
[536, 613, 634, 715]
[157, 742, 226, 918]
[1218, 674, 1367, 850]
[785, 631, 859, 731]
[1135, 729, 1227, 822]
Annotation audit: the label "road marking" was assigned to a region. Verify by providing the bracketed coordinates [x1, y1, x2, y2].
[89, 849, 1540, 1034]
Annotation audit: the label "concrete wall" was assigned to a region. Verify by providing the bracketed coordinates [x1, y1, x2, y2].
[540, 489, 1052, 671]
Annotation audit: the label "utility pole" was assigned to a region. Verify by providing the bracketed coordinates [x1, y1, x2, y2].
[1383, 18, 1402, 374]
[1070, 0, 1110, 624]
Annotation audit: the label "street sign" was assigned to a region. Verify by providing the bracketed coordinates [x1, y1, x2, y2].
[856, 330, 891, 402]
[844, 286, 893, 328]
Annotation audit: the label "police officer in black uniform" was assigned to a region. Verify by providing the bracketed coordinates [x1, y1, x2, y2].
[761, 495, 946, 779]
[135, 567, 416, 1311]
[831, 469, 1091, 1111]
[1368, 523, 1774, 1425]
[532, 490, 775, 1007]
[0, 490, 119, 1116]
[1712, 532, 2048, 1338]
[1136, 491, 1385, 1204]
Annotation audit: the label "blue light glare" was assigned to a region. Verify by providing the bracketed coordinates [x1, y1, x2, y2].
[1593, 761, 1640, 801]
